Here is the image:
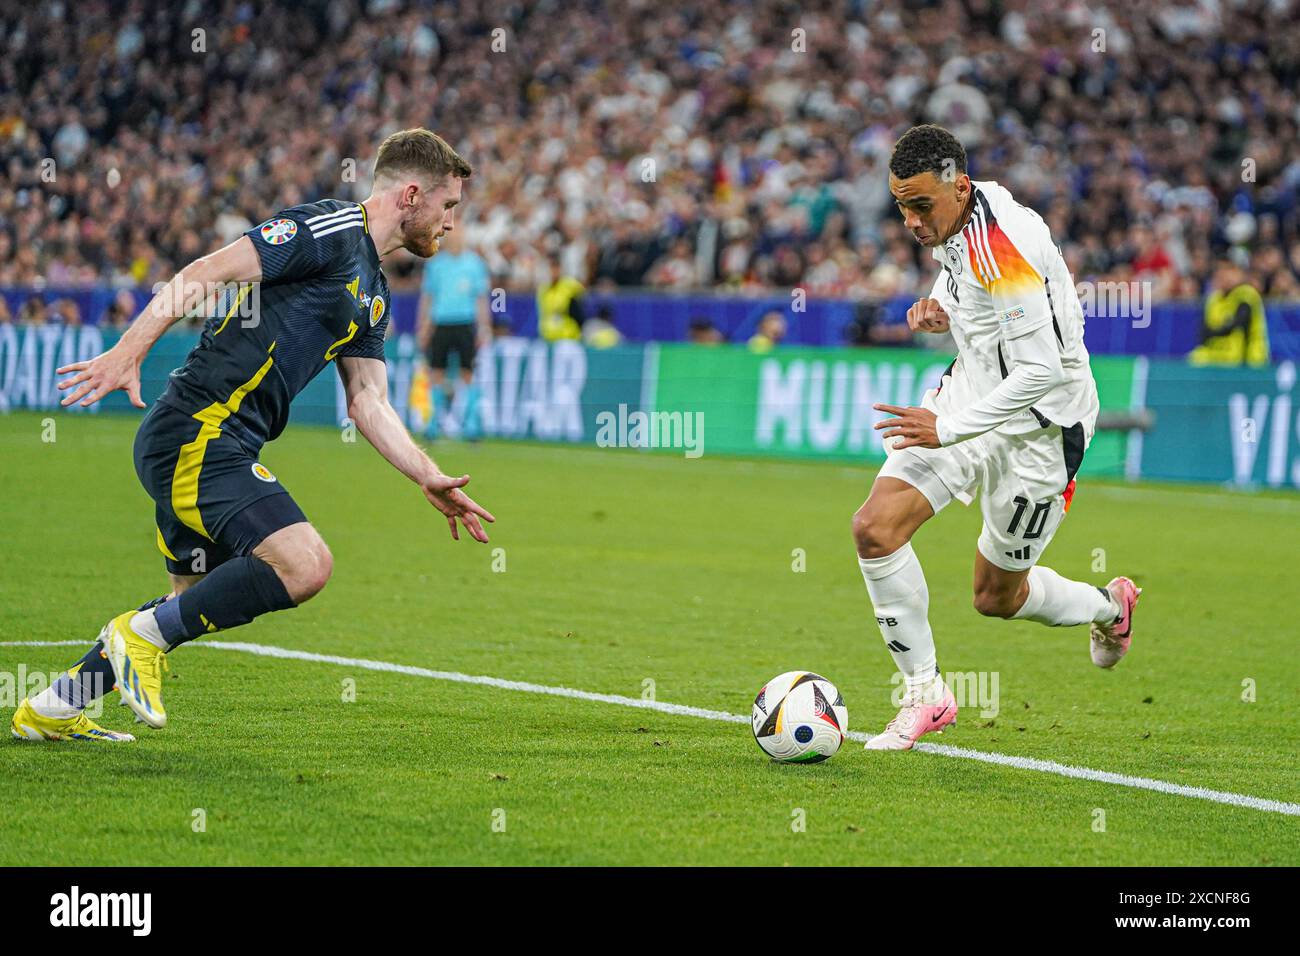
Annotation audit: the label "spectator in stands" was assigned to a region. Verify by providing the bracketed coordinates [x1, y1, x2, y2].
[537, 250, 587, 342]
[1177, 245, 1216, 299]
[1, 0, 1298, 322]
[844, 300, 914, 348]
[101, 289, 137, 330]
[1257, 246, 1300, 299]
[492, 237, 547, 294]
[688, 317, 723, 345]
[594, 219, 659, 289]
[1189, 259, 1270, 367]
[1129, 223, 1177, 300]
[582, 304, 623, 350]
[768, 245, 805, 289]
[50, 298, 80, 327]
[748, 310, 787, 353]
[801, 242, 841, 296]
[718, 221, 757, 290]
[18, 297, 46, 326]
[647, 238, 697, 289]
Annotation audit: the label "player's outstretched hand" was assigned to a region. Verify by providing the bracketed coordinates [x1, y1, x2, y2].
[906, 297, 950, 334]
[873, 403, 941, 450]
[421, 473, 496, 543]
[56, 344, 145, 408]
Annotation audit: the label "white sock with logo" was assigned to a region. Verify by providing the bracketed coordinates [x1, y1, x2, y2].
[28, 687, 79, 720]
[859, 543, 942, 700]
[1012, 566, 1118, 626]
[129, 607, 171, 650]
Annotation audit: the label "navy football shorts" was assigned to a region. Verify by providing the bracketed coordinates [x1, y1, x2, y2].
[133, 401, 307, 576]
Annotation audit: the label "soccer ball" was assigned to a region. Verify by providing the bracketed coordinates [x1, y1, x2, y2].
[751, 671, 848, 763]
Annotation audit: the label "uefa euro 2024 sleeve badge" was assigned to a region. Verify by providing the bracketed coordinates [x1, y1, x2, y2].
[259, 218, 298, 245]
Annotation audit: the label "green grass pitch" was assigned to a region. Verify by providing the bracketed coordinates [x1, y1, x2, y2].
[2, 410, 1298, 865]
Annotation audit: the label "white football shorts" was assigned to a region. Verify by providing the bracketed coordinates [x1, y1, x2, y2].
[878, 403, 1092, 572]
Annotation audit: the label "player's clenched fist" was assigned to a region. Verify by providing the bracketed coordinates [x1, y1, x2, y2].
[906, 297, 950, 334]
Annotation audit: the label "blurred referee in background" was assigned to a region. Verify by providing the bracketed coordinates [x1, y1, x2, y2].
[416, 228, 490, 440]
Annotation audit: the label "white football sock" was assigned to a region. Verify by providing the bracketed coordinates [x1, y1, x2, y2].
[28, 686, 80, 720]
[859, 543, 941, 697]
[1012, 566, 1118, 626]
[130, 608, 170, 650]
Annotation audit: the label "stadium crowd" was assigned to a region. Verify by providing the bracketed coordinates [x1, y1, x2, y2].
[2, 0, 1299, 307]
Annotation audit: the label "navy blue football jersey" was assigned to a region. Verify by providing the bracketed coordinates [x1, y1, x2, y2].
[156, 199, 391, 451]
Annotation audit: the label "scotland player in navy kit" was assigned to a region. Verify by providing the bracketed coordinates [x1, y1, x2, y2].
[12, 129, 494, 742]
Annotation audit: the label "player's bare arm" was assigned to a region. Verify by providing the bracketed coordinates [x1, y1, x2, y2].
[56, 236, 264, 408]
[337, 353, 495, 543]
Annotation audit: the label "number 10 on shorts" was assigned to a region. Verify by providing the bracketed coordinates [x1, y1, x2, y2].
[1006, 495, 1051, 539]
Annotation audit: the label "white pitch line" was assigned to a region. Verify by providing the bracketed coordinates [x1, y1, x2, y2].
[909, 743, 1300, 816]
[204, 640, 754, 726]
[4, 639, 1298, 817]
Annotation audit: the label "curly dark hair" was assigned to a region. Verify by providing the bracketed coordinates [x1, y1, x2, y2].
[889, 125, 967, 181]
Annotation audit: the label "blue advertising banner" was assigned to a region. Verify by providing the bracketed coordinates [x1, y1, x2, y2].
[3, 320, 1296, 490]
[1138, 359, 1300, 488]
[474, 338, 645, 442]
[0, 321, 108, 414]
[0, 322, 646, 445]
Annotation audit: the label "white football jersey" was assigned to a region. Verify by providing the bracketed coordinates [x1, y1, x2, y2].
[928, 179, 1098, 434]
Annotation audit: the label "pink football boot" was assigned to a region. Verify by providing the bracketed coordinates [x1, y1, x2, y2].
[1090, 576, 1142, 669]
[864, 682, 957, 751]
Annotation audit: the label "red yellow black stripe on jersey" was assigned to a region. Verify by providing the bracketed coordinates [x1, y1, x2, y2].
[963, 191, 1041, 296]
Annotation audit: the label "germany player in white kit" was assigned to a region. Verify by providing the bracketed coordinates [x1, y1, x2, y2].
[855, 125, 1141, 750]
